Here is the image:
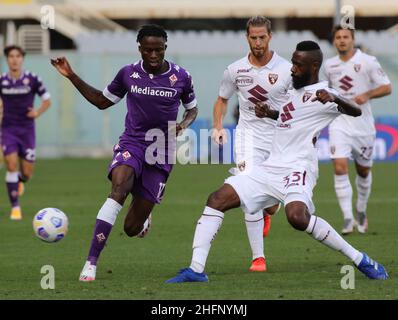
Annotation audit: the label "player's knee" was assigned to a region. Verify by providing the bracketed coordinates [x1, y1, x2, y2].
[264, 203, 280, 216]
[334, 162, 348, 175]
[110, 183, 130, 204]
[357, 167, 370, 178]
[206, 190, 229, 212]
[285, 206, 307, 231]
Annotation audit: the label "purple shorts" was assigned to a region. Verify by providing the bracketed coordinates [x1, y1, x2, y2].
[1, 126, 36, 162]
[108, 142, 170, 204]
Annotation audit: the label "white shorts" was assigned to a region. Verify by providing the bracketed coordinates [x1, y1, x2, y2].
[329, 130, 375, 167]
[232, 132, 270, 175]
[225, 165, 316, 215]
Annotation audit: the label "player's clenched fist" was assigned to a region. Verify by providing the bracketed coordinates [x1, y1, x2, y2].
[212, 128, 227, 145]
[311, 89, 336, 104]
[50, 57, 74, 78]
[255, 102, 271, 118]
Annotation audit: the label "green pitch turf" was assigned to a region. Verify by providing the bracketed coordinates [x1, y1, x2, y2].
[0, 159, 397, 299]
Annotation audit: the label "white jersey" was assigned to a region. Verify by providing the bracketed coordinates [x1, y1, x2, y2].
[219, 52, 292, 151]
[265, 81, 342, 175]
[324, 49, 390, 136]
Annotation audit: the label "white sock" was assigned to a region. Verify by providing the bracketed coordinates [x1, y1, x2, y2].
[355, 172, 372, 213]
[190, 206, 224, 273]
[5, 171, 19, 183]
[96, 198, 123, 225]
[245, 211, 265, 260]
[334, 174, 354, 220]
[306, 215, 363, 266]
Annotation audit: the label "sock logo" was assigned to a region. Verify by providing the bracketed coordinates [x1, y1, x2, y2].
[96, 233, 106, 243]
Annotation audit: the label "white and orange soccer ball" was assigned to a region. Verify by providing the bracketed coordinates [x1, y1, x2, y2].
[33, 208, 69, 242]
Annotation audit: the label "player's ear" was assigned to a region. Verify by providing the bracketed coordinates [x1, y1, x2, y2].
[164, 44, 167, 51]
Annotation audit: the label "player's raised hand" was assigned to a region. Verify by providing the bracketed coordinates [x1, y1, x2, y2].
[50, 57, 74, 78]
[311, 89, 336, 104]
[212, 128, 227, 145]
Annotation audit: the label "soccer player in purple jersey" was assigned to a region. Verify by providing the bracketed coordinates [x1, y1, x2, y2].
[0, 45, 51, 220]
[51, 24, 198, 282]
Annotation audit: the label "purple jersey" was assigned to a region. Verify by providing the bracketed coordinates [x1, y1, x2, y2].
[0, 71, 50, 128]
[102, 60, 197, 143]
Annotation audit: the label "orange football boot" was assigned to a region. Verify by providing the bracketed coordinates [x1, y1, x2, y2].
[249, 257, 267, 272]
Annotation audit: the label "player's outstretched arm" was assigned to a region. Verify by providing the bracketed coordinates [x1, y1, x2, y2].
[255, 102, 279, 120]
[176, 107, 198, 135]
[312, 89, 361, 117]
[212, 97, 228, 145]
[50, 57, 113, 110]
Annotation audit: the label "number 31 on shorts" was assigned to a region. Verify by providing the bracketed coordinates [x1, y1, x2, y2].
[283, 171, 307, 188]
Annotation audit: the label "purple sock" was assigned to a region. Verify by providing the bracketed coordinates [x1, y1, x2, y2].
[6, 182, 19, 208]
[87, 219, 113, 266]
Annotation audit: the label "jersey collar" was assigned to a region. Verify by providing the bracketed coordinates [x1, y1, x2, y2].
[338, 48, 362, 64]
[139, 60, 171, 78]
[298, 80, 329, 92]
[245, 51, 278, 70]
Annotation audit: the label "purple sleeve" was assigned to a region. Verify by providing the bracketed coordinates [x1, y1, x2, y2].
[181, 71, 197, 110]
[102, 67, 128, 104]
[34, 75, 50, 100]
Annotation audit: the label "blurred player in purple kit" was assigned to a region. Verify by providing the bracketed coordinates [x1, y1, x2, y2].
[51, 24, 198, 282]
[0, 45, 51, 220]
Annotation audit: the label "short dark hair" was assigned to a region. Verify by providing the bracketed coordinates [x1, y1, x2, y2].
[246, 16, 272, 34]
[296, 40, 323, 67]
[136, 24, 168, 43]
[296, 40, 320, 51]
[4, 45, 25, 57]
[331, 25, 355, 40]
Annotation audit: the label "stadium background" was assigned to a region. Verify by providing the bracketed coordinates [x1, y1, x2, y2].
[0, 0, 398, 300]
[1, 0, 398, 161]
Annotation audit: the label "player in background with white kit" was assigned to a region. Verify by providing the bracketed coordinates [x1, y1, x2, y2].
[212, 16, 291, 272]
[324, 26, 392, 235]
[167, 41, 388, 283]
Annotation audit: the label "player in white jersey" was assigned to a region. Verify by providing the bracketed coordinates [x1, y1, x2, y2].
[167, 41, 388, 283]
[212, 16, 291, 272]
[324, 26, 392, 235]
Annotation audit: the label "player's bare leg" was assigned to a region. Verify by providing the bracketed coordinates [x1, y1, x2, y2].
[19, 158, 34, 196]
[333, 158, 355, 234]
[4, 152, 22, 220]
[80, 165, 134, 282]
[166, 184, 241, 283]
[354, 162, 372, 234]
[284, 200, 387, 279]
[124, 195, 155, 238]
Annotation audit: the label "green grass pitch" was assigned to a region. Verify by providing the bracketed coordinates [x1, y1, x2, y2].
[0, 159, 397, 299]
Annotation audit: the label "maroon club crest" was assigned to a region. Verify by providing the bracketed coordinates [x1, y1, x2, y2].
[268, 73, 278, 85]
[354, 64, 361, 72]
[303, 92, 312, 103]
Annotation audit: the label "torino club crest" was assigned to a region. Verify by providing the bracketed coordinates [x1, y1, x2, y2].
[268, 73, 278, 85]
[302, 92, 312, 103]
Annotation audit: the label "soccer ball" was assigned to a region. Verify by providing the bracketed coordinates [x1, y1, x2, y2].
[33, 208, 69, 243]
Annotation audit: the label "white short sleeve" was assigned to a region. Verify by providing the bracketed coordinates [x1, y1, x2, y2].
[218, 68, 236, 99]
[367, 57, 391, 87]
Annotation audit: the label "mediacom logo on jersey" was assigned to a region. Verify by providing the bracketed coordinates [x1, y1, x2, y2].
[130, 85, 177, 98]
